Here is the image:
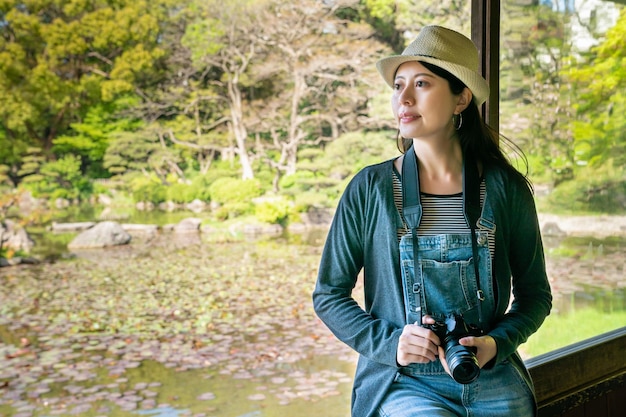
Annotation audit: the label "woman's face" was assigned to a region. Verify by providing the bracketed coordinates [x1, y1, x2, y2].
[391, 61, 466, 141]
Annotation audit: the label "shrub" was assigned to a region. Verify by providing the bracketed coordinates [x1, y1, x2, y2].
[209, 177, 262, 205]
[129, 175, 168, 204]
[547, 166, 626, 214]
[279, 171, 317, 194]
[209, 178, 262, 219]
[255, 196, 293, 225]
[293, 191, 332, 211]
[188, 175, 212, 202]
[166, 182, 195, 204]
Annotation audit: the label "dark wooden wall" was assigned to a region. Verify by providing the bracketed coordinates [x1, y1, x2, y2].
[526, 328, 626, 417]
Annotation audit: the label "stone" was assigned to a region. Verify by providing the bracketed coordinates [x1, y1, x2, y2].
[67, 221, 131, 249]
[173, 218, 202, 233]
[542, 221, 567, 237]
[0, 219, 35, 253]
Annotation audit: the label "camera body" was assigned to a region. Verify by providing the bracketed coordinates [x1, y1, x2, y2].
[426, 314, 483, 384]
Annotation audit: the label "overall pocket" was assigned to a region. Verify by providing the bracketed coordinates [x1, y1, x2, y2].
[419, 257, 477, 317]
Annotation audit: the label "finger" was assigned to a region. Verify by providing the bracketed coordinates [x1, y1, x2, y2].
[402, 344, 439, 362]
[459, 336, 477, 346]
[403, 323, 440, 344]
[397, 345, 437, 365]
[438, 345, 452, 376]
[399, 330, 440, 357]
[460, 335, 497, 368]
[397, 325, 440, 365]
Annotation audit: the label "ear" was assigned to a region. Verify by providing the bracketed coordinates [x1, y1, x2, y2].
[455, 87, 472, 114]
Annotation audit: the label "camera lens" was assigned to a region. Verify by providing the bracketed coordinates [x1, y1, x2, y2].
[445, 344, 480, 384]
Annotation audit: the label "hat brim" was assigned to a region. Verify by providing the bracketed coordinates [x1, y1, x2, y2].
[376, 55, 490, 106]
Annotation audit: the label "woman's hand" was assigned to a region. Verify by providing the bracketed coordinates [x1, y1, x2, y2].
[458, 334, 498, 368]
[437, 333, 498, 376]
[420, 315, 498, 377]
[396, 320, 441, 367]
[397, 316, 498, 371]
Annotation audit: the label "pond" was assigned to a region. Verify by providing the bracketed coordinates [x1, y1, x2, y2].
[1, 210, 625, 417]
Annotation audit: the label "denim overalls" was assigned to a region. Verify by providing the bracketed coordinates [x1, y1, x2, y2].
[377, 150, 535, 417]
[399, 230, 495, 376]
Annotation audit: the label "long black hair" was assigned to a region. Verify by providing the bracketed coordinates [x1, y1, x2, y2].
[398, 61, 532, 189]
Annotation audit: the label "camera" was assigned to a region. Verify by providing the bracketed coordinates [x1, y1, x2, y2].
[426, 314, 483, 384]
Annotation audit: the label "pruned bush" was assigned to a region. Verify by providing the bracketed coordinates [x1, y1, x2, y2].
[130, 175, 167, 204]
[255, 196, 293, 225]
[209, 178, 262, 219]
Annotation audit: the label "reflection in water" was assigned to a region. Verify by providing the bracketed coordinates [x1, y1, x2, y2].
[135, 407, 189, 416]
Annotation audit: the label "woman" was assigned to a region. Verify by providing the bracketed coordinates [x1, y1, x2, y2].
[312, 25, 552, 417]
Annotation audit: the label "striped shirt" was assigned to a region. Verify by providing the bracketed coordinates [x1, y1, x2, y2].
[392, 168, 495, 257]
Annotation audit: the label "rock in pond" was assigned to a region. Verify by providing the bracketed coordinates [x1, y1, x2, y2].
[68, 221, 132, 249]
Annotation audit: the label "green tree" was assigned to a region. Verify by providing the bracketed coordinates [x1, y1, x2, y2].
[249, 0, 389, 189]
[569, 8, 626, 168]
[395, 0, 470, 38]
[181, 0, 269, 180]
[18, 149, 89, 199]
[103, 127, 184, 185]
[0, 0, 171, 181]
[53, 99, 142, 178]
[500, 1, 576, 185]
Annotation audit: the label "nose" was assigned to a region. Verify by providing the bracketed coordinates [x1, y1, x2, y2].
[398, 86, 415, 106]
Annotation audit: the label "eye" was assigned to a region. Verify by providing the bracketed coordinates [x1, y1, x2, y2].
[393, 83, 402, 90]
[416, 80, 427, 87]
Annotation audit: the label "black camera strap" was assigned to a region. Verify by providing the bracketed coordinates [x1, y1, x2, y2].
[401, 144, 485, 326]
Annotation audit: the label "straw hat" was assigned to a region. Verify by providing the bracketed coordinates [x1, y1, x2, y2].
[376, 25, 490, 105]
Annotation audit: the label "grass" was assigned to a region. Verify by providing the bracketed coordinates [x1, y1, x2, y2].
[520, 307, 626, 359]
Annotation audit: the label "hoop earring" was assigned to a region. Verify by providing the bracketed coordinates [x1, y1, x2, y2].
[454, 113, 463, 131]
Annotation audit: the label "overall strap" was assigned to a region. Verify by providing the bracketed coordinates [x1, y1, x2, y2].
[401, 145, 422, 230]
[463, 153, 485, 325]
[401, 145, 485, 326]
[401, 145, 423, 324]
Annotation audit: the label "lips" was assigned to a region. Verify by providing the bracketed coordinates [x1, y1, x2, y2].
[399, 112, 420, 123]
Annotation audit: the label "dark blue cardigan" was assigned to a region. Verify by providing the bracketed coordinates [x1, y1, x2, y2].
[312, 159, 552, 417]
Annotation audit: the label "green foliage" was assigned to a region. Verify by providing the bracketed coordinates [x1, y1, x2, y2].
[254, 196, 292, 225]
[17, 147, 45, 180]
[279, 170, 318, 194]
[104, 130, 161, 176]
[314, 131, 399, 188]
[522, 306, 626, 358]
[129, 174, 168, 204]
[292, 191, 331, 211]
[209, 177, 262, 205]
[0, 164, 10, 186]
[281, 132, 398, 210]
[568, 9, 626, 169]
[500, 1, 577, 186]
[0, 0, 169, 165]
[165, 176, 213, 204]
[15, 148, 90, 199]
[189, 174, 213, 202]
[361, 0, 402, 49]
[546, 164, 626, 214]
[525, 154, 551, 184]
[209, 177, 261, 219]
[53, 99, 142, 177]
[0, 0, 623, 218]
[166, 182, 194, 204]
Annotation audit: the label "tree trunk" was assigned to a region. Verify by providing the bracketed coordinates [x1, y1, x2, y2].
[228, 80, 254, 180]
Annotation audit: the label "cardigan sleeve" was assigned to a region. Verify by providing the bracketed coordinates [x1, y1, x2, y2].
[312, 167, 403, 369]
[488, 173, 553, 363]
